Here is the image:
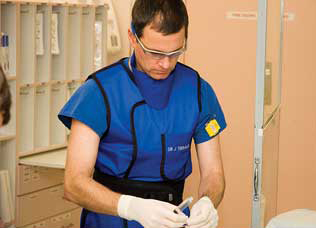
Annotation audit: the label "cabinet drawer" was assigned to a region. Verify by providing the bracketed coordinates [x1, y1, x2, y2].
[17, 165, 64, 195]
[16, 185, 78, 227]
[20, 207, 81, 228]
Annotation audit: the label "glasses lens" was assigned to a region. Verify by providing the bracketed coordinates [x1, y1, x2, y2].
[135, 34, 185, 60]
[149, 52, 167, 60]
[169, 51, 184, 58]
[148, 50, 184, 60]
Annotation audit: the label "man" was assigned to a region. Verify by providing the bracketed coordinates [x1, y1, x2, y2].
[58, 0, 226, 227]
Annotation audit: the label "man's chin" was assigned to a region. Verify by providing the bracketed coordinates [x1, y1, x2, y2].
[150, 72, 170, 80]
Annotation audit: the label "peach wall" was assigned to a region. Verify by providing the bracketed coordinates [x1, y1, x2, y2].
[185, 1, 257, 227]
[277, 0, 316, 213]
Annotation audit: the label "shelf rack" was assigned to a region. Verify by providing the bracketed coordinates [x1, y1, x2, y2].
[0, 1, 108, 227]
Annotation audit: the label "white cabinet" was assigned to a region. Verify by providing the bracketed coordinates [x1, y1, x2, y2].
[0, 0, 108, 227]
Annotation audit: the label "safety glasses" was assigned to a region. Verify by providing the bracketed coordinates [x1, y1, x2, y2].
[134, 32, 186, 60]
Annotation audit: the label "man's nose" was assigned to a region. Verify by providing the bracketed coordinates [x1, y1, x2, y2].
[158, 56, 171, 69]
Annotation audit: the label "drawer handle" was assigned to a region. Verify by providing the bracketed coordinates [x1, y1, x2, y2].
[62, 223, 74, 228]
[50, 188, 59, 193]
[29, 194, 38, 199]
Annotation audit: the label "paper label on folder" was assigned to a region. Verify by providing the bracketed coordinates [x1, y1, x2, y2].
[51, 13, 60, 55]
[36, 13, 44, 56]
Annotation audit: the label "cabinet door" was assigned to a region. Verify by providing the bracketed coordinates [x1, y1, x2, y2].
[16, 184, 78, 227]
[21, 207, 81, 228]
[252, 0, 284, 227]
[17, 165, 64, 195]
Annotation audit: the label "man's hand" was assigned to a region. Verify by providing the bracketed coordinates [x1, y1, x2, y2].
[118, 195, 188, 228]
[187, 196, 218, 228]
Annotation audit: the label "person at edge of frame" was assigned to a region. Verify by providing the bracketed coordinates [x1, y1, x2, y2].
[0, 66, 11, 128]
[0, 66, 12, 228]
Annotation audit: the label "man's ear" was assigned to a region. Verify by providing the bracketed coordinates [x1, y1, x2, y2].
[128, 29, 137, 49]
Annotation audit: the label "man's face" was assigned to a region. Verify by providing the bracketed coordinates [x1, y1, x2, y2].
[130, 25, 186, 80]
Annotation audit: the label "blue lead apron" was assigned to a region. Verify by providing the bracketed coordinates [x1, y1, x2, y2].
[80, 58, 202, 228]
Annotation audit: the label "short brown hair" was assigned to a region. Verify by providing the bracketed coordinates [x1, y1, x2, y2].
[0, 66, 11, 125]
[132, 0, 189, 38]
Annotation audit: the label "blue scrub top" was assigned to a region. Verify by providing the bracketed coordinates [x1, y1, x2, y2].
[58, 58, 226, 144]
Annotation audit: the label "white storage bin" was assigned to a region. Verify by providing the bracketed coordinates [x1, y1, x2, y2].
[266, 209, 316, 228]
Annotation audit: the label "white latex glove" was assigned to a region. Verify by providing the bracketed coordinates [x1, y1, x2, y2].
[118, 194, 188, 228]
[187, 196, 218, 228]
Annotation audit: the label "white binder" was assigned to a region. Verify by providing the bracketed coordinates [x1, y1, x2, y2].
[94, 21, 103, 70]
[35, 13, 44, 55]
[51, 13, 60, 55]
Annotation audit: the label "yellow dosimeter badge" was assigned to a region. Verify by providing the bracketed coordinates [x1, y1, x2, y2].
[205, 119, 221, 137]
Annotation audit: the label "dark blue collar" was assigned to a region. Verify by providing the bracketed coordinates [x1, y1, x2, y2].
[130, 53, 175, 110]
